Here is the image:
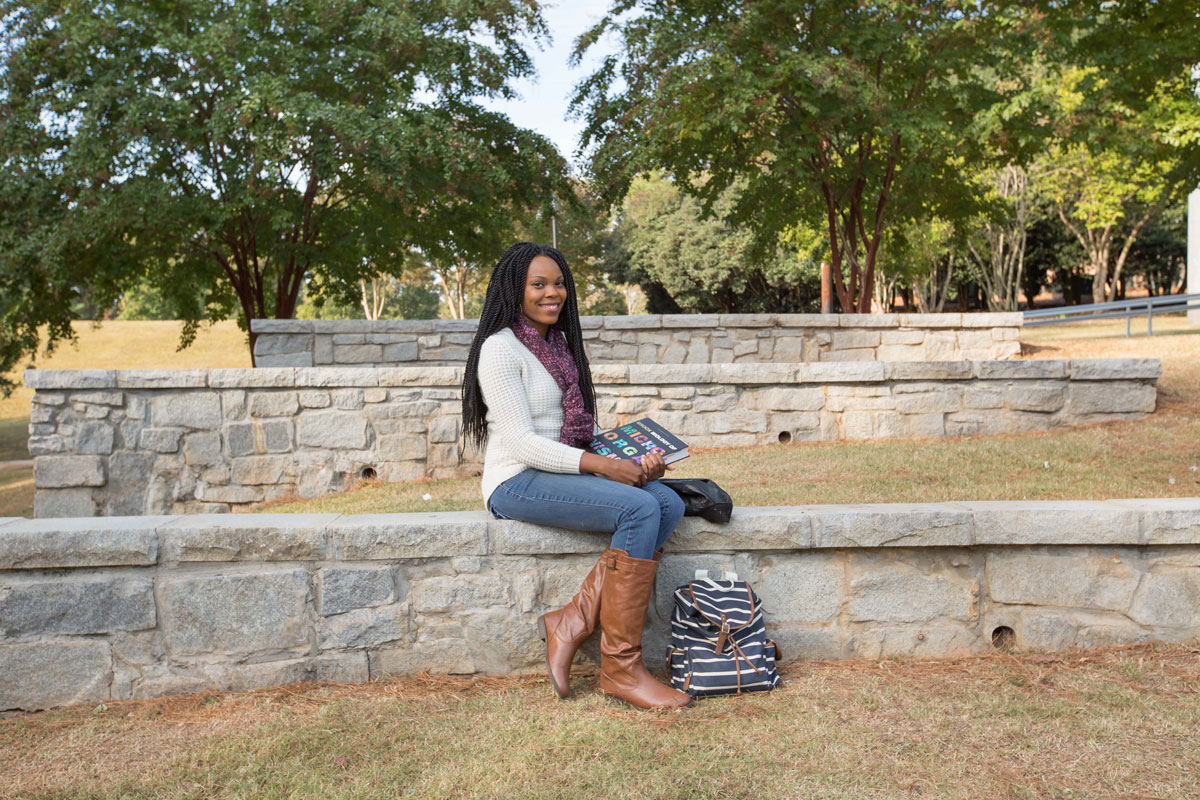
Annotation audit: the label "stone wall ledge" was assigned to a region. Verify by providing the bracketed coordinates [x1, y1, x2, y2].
[5, 498, 1200, 712]
[250, 313, 1025, 334]
[23, 358, 1160, 391]
[2, 499, 1197, 569]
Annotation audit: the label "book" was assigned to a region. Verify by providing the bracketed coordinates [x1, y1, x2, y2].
[586, 417, 689, 465]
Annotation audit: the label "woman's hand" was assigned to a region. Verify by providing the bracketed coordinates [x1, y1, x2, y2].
[640, 452, 672, 483]
[580, 452, 647, 486]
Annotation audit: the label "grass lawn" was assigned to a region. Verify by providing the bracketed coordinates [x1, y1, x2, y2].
[1, 316, 1197, 517]
[261, 315, 1200, 514]
[2, 643, 1197, 800]
[0, 319, 250, 454]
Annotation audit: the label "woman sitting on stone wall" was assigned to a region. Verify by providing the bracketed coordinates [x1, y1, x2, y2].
[460, 241, 690, 710]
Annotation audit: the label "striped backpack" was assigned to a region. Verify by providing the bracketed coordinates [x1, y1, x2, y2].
[666, 571, 782, 697]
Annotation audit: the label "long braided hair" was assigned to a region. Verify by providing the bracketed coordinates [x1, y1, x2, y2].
[461, 241, 596, 450]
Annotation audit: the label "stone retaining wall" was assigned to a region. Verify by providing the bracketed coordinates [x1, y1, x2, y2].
[2, 499, 1198, 712]
[251, 313, 1023, 367]
[25, 360, 1159, 517]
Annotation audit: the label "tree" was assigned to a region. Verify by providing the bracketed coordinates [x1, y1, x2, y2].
[1038, 69, 1187, 303]
[966, 165, 1038, 311]
[0, 0, 568, 389]
[572, 0, 1034, 313]
[1036, 2, 1199, 303]
[609, 174, 820, 314]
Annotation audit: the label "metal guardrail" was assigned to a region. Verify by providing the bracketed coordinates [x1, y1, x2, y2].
[1023, 292, 1200, 336]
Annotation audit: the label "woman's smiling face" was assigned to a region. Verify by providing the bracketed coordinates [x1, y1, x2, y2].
[521, 255, 565, 338]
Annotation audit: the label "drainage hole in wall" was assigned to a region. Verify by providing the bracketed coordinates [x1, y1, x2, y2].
[991, 626, 1016, 651]
[778, 431, 792, 444]
[360, 466, 378, 480]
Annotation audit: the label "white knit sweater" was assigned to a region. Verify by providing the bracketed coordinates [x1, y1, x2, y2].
[476, 328, 589, 506]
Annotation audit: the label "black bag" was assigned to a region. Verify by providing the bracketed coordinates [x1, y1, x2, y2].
[667, 572, 782, 697]
[660, 478, 732, 523]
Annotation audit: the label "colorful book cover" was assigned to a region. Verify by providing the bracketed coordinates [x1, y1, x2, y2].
[586, 417, 689, 465]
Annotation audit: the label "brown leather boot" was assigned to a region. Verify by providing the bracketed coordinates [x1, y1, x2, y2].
[537, 548, 617, 699]
[598, 549, 692, 709]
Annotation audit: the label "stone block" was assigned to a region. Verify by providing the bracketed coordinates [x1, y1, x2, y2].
[880, 330, 926, 345]
[1068, 382, 1156, 415]
[254, 333, 311, 356]
[987, 548, 1140, 611]
[295, 368, 379, 388]
[886, 362, 973, 381]
[977, 360, 1067, 380]
[671, 508, 814, 553]
[220, 390, 246, 420]
[139, 427, 184, 453]
[161, 514, 335, 561]
[1069, 358, 1161, 380]
[299, 390, 331, 408]
[831, 329, 882, 350]
[963, 384, 1005, 409]
[27, 435, 65, 456]
[209, 368, 298, 389]
[225, 422, 255, 457]
[297, 411, 368, 449]
[150, 392, 222, 429]
[850, 625, 978, 659]
[231, 455, 293, 485]
[893, 390, 963, 414]
[1129, 571, 1200, 629]
[34, 488, 97, 518]
[320, 566, 397, 615]
[25, 369, 117, 390]
[0, 640, 112, 711]
[334, 343, 384, 364]
[223, 652, 369, 692]
[1108, 498, 1200, 545]
[801, 362, 886, 383]
[34, 455, 105, 488]
[874, 345, 925, 361]
[898, 313, 963, 328]
[259, 419, 292, 452]
[971, 500, 1141, 545]
[383, 343, 418, 362]
[183, 431, 223, 466]
[106, 451, 156, 515]
[410, 574, 511, 613]
[905, 412, 946, 438]
[627, 364, 711, 385]
[256, 352, 314, 368]
[363, 388, 388, 403]
[333, 389, 365, 410]
[753, 553, 843, 624]
[848, 558, 977, 623]
[0, 516, 162, 569]
[370, 640, 477, 677]
[0, 576, 156, 636]
[249, 391, 299, 417]
[320, 604, 407, 650]
[811, 503, 972, 548]
[195, 484, 263, 504]
[331, 512, 490, 559]
[1006, 384, 1066, 412]
[378, 434, 427, 461]
[252, 319, 311, 333]
[159, 568, 310, 658]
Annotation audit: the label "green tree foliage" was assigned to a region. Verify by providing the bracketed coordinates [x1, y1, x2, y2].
[0, 0, 569, 389]
[609, 173, 820, 314]
[572, 0, 1034, 313]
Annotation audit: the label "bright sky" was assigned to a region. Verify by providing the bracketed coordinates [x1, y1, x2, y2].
[480, 0, 619, 171]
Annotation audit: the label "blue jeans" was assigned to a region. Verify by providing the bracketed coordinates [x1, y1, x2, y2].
[488, 469, 685, 560]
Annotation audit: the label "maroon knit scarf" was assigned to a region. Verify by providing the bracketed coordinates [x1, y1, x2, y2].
[510, 314, 595, 446]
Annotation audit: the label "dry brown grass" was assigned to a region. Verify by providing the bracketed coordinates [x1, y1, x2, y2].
[2, 643, 1197, 800]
